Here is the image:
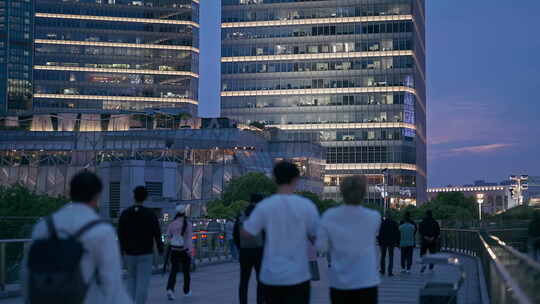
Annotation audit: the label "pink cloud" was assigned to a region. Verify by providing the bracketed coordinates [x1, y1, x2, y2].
[450, 143, 513, 154]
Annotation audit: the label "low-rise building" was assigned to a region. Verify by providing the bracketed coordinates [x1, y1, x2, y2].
[0, 116, 324, 219]
[427, 185, 517, 214]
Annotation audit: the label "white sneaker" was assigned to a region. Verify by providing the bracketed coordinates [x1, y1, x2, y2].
[184, 291, 192, 297]
[167, 290, 175, 301]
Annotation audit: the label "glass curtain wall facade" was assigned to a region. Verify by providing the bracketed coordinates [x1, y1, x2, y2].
[0, 0, 34, 114]
[221, 0, 427, 205]
[33, 0, 199, 112]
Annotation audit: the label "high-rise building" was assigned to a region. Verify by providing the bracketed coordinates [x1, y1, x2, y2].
[0, 0, 34, 114]
[221, 0, 427, 205]
[32, 0, 199, 113]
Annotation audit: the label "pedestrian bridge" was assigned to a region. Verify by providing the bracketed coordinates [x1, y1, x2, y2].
[1, 229, 539, 303]
[0, 250, 480, 304]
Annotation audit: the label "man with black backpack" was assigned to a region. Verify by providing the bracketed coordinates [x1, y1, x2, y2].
[234, 193, 265, 304]
[118, 186, 164, 304]
[23, 171, 132, 304]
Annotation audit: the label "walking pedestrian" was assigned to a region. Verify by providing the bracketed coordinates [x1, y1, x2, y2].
[419, 210, 440, 273]
[24, 171, 132, 304]
[377, 212, 400, 276]
[317, 175, 381, 304]
[118, 186, 165, 304]
[399, 212, 417, 273]
[234, 193, 265, 304]
[166, 205, 193, 300]
[242, 161, 319, 304]
[226, 218, 238, 261]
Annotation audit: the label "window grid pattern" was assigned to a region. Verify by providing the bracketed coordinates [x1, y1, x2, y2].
[221, 0, 426, 204]
[33, 0, 199, 111]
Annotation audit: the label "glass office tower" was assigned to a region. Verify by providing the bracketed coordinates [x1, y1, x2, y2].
[0, 0, 34, 114]
[221, 0, 427, 205]
[33, 0, 199, 113]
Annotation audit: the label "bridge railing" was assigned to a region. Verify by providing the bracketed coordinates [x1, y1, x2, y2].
[441, 229, 540, 304]
[0, 232, 232, 293]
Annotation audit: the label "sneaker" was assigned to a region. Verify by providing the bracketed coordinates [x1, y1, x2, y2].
[167, 290, 175, 301]
[406, 270, 411, 274]
[184, 291, 192, 297]
[388, 273, 394, 277]
[401, 269, 407, 274]
[379, 270, 385, 275]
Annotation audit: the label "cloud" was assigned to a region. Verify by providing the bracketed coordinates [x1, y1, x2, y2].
[449, 143, 513, 154]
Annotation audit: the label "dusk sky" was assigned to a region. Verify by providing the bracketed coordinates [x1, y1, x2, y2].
[198, 1, 540, 187]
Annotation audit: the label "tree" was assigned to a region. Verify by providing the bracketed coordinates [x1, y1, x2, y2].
[0, 184, 67, 238]
[221, 172, 277, 206]
[249, 121, 265, 130]
[297, 191, 339, 214]
[206, 200, 249, 219]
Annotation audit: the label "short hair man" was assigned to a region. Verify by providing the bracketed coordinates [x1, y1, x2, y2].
[419, 210, 441, 272]
[242, 161, 319, 304]
[317, 175, 382, 304]
[118, 186, 164, 304]
[25, 171, 132, 304]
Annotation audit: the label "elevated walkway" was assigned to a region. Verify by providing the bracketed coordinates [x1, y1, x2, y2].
[0, 249, 483, 304]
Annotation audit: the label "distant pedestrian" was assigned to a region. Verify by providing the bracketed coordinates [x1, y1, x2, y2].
[419, 210, 440, 272]
[118, 186, 165, 304]
[226, 219, 238, 261]
[377, 212, 400, 276]
[399, 212, 417, 273]
[528, 211, 540, 261]
[317, 175, 381, 304]
[242, 161, 319, 304]
[234, 193, 265, 304]
[166, 205, 193, 300]
[24, 171, 132, 304]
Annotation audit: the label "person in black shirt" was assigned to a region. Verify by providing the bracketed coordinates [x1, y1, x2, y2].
[118, 186, 164, 304]
[377, 212, 400, 276]
[419, 210, 440, 272]
[234, 193, 265, 304]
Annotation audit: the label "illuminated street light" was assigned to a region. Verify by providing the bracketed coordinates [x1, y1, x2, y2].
[510, 174, 529, 206]
[476, 193, 484, 221]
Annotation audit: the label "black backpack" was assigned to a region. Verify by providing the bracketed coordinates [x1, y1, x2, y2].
[27, 216, 108, 304]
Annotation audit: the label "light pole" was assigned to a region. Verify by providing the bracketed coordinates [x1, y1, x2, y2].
[382, 169, 388, 214]
[510, 175, 529, 206]
[476, 193, 484, 221]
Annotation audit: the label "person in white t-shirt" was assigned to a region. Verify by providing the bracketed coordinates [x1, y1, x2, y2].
[317, 175, 381, 304]
[242, 161, 319, 304]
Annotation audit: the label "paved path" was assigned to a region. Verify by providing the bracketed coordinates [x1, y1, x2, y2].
[1, 250, 482, 304]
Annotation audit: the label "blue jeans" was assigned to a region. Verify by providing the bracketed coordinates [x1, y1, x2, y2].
[125, 254, 153, 304]
[229, 239, 238, 260]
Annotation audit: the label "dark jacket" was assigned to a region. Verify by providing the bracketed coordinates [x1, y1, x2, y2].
[378, 218, 400, 246]
[234, 204, 265, 250]
[118, 205, 164, 255]
[419, 217, 441, 241]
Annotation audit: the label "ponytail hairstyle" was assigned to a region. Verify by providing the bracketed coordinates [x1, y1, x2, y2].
[174, 205, 189, 237]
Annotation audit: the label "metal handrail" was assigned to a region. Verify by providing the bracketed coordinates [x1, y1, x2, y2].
[440, 228, 540, 304]
[0, 231, 234, 292]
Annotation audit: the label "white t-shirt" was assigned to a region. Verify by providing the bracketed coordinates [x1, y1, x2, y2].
[317, 205, 382, 290]
[243, 194, 319, 286]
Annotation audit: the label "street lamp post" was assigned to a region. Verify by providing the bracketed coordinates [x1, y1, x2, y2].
[476, 193, 484, 221]
[510, 175, 529, 206]
[382, 169, 388, 214]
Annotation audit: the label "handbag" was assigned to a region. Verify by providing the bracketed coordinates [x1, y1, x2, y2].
[309, 260, 320, 281]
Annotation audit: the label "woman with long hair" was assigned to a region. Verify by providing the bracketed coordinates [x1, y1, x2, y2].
[166, 205, 193, 300]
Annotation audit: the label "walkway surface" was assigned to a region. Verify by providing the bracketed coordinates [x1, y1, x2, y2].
[0, 250, 482, 304]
